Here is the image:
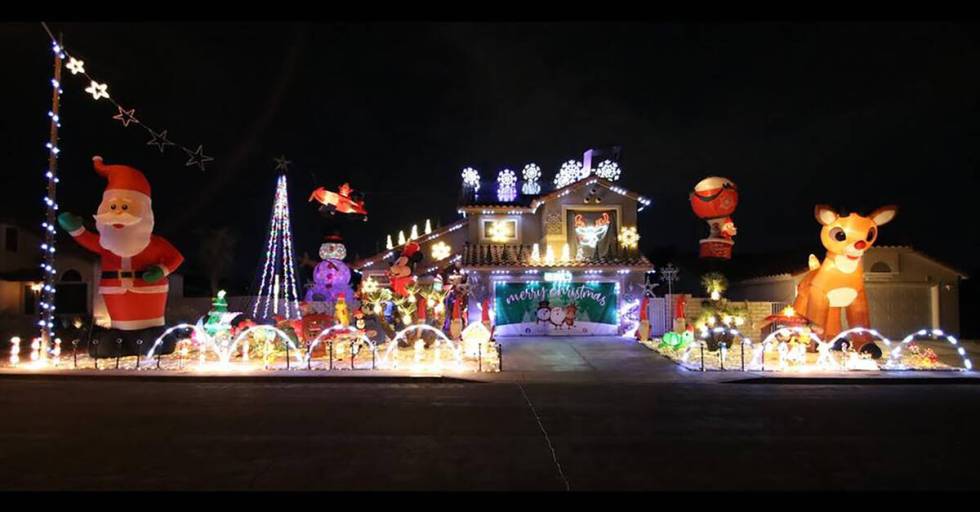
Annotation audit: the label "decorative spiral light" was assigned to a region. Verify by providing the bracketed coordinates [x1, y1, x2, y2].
[596, 159, 621, 181]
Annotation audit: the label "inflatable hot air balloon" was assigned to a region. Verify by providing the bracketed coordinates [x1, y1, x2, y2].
[690, 177, 739, 259]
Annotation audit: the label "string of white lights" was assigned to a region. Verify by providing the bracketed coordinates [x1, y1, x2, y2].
[253, 172, 301, 320]
[36, 38, 64, 350]
[40, 23, 213, 171]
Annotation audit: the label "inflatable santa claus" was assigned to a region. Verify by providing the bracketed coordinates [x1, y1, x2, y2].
[58, 156, 184, 356]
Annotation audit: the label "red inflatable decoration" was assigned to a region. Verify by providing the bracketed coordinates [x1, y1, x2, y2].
[674, 295, 687, 320]
[59, 156, 184, 331]
[309, 183, 368, 218]
[689, 177, 739, 259]
[388, 242, 422, 297]
[793, 204, 897, 354]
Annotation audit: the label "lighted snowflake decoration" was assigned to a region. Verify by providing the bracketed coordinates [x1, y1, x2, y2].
[596, 160, 621, 181]
[362, 277, 380, 294]
[461, 167, 480, 190]
[84, 80, 109, 100]
[431, 241, 452, 261]
[66, 57, 85, 75]
[497, 169, 517, 187]
[619, 226, 640, 249]
[554, 160, 583, 188]
[522, 163, 541, 183]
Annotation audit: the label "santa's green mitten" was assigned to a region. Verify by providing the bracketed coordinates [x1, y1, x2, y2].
[57, 212, 83, 232]
[142, 265, 165, 283]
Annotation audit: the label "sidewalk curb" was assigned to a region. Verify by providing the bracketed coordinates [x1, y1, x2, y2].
[725, 375, 980, 385]
[0, 371, 484, 384]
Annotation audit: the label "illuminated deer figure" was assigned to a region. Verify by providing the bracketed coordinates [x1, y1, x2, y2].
[793, 205, 897, 355]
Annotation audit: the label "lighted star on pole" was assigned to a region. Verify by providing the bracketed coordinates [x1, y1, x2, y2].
[84, 80, 109, 100]
[112, 106, 138, 127]
[274, 155, 292, 172]
[183, 145, 214, 171]
[146, 129, 175, 153]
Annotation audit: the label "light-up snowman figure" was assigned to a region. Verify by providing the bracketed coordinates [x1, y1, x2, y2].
[305, 258, 352, 305]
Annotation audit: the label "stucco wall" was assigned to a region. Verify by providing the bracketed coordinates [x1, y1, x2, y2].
[466, 182, 640, 256]
[677, 294, 781, 341]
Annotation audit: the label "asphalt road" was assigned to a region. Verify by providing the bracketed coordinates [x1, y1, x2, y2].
[1, 336, 978, 490]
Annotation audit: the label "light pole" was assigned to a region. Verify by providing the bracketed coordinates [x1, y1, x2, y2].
[660, 263, 679, 330]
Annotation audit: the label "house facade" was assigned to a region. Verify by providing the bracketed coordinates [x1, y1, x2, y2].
[730, 246, 966, 338]
[353, 174, 654, 336]
[0, 221, 102, 338]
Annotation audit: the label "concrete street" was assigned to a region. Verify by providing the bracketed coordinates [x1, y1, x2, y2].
[1, 336, 978, 490]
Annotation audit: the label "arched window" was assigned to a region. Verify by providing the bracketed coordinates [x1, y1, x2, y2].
[869, 261, 892, 273]
[60, 269, 82, 282]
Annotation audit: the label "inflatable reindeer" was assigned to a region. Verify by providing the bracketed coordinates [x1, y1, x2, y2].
[793, 204, 897, 355]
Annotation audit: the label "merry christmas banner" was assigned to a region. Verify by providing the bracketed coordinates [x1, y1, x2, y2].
[493, 282, 619, 336]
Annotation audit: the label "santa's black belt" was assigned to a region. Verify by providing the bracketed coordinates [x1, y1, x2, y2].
[102, 271, 137, 279]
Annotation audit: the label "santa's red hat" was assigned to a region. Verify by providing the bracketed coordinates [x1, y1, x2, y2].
[93, 155, 151, 198]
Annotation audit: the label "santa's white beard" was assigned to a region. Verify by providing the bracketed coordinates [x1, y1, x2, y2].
[97, 212, 154, 257]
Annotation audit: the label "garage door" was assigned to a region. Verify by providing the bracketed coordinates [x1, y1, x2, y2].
[864, 283, 933, 339]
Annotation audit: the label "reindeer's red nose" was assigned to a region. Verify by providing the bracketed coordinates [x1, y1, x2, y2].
[855, 240, 868, 250]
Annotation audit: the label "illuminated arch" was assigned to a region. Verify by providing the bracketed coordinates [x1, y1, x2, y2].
[827, 327, 892, 350]
[696, 324, 749, 347]
[756, 326, 831, 371]
[886, 328, 973, 371]
[760, 326, 822, 347]
[304, 325, 376, 364]
[378, 324, 462, 369]
[231, 325, 304, 366]
[146, 323, 201, 359]
[679, 325, 752, 370]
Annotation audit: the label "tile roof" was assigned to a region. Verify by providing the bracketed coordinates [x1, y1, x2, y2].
[734, 245, 969, 282]
[460, 243, 653, 269]
[351, 219, 468, 270]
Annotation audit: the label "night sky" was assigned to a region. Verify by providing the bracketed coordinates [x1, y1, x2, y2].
[3, 22, 979, 293]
